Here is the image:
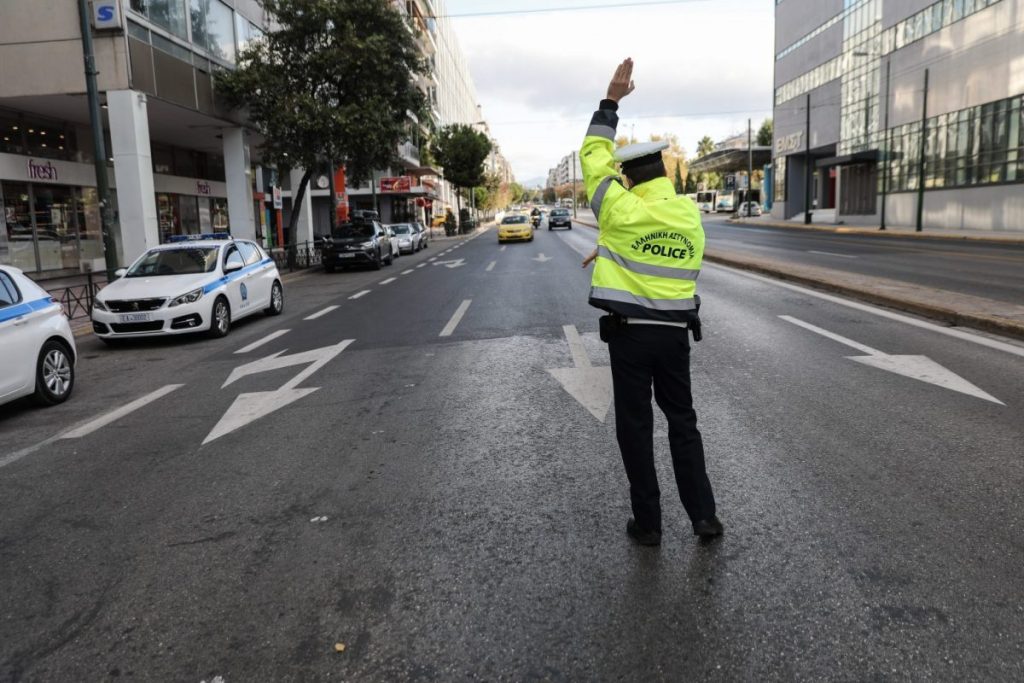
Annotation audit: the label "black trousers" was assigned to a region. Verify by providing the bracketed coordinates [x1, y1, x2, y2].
[608, 324, 716, 531]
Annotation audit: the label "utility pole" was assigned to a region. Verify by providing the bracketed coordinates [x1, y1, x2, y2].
[572, 150, 578, 219]
[77, 0, 118, 279]
[747, 118, 753, 217]
[880, 58, 891, 231]
[915, 68, 929, 232]
[804, 93, 813, 225]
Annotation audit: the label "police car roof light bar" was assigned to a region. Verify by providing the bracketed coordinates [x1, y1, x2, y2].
[166, 233, 232, 243]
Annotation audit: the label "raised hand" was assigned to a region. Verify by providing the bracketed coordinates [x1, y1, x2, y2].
[607, 58, 635, 103]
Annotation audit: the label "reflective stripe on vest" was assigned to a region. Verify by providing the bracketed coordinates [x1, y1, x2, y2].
[589, 286, 697, 311]
[591, 176, 620, 221]
[597, 246, 699, 281]
[586, 124, 616, 140]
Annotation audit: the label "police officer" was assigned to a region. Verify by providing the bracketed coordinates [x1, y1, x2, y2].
[581, 58, 722, 545]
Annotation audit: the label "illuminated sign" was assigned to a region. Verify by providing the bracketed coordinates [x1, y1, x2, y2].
[93, 0, 123, 30]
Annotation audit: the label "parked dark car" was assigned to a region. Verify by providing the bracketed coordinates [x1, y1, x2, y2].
[322, 220, 395, 271]
[548, 208, 572, 230]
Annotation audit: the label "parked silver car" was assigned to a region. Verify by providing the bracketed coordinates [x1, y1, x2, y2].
[390, 223, 422, 254]
[412, 221, 429, 249]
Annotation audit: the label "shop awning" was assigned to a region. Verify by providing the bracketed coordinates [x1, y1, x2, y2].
[688, 146, 773, 174]
[815, 150, 879, 168]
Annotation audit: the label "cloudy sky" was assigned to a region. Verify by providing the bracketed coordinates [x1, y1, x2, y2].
[444, 0, 775, 186]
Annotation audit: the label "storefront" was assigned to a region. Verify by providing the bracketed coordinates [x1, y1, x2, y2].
[1, 151, 231, 278]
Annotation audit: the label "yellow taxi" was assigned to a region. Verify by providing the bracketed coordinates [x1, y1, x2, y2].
[497, 214, 534, 243]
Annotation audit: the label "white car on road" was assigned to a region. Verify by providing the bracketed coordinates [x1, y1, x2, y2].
[0, 265, 76, 407]
[91, 235, 284, 342]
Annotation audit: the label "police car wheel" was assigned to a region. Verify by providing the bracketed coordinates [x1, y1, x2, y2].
[208, 296, 231, 338]
[265, 281, 284, 316]
[33, 340, 75, 406]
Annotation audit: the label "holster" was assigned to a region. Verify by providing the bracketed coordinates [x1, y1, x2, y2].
[599, 314, 626, 343]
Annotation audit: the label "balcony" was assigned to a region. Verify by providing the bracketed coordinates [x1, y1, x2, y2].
[398, 140, 420, 168]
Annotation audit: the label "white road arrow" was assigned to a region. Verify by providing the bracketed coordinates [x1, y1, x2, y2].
[204, 340, 354, 444]
[432, 259, 465, 269]
[780, 316, 1003, 405]
[533, 253, 553, 263]
[547, 325, 613, 422]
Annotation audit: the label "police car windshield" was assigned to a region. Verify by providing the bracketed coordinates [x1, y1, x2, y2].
[334, 224, 374, 239]
[502, 215, 528, 224]
[126, 247, 219, 277]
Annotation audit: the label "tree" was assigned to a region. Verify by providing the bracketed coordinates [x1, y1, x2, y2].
[697, 136, 715, 157]
[543, 187, 557, 204]
[217, 0, 425, 242]
[432, 124, 493, 227]
[757, 118, 774, 147]
[684, 168, 698, 194]
[673, 164, 684, 194]
[508, 182, 525, 205]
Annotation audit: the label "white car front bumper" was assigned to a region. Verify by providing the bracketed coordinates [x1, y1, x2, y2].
[91, 296, 214, 337]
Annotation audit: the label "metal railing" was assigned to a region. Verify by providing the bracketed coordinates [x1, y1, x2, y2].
[269, 241, 323, 272]
[47, 273, 106, 322]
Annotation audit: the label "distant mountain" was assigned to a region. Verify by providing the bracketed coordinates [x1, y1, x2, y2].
[520, 176, 547, 189]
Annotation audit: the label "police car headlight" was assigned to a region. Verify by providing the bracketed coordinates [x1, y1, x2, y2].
[169, 288, 204, 307]
[93, 298, 108, 312]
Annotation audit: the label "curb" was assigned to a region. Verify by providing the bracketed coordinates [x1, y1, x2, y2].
[726, 218, 1024, 245]
[572, 216, 1024, 341]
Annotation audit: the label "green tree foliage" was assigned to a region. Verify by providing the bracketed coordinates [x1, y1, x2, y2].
[673, 163, 684, 194]
[757, 118, 774, 147]
[697, 136, 715, 157]
[684, 169, 698, 194]
[217, 0, 425, 241]
[432, 124, 493, 220]
[508, 182, 525, 205]
[543, 187, 557, 204]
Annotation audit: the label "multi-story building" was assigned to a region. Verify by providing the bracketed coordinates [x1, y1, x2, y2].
[0, 0, 271, 280]
[346, 0, 511, 225]
[550, 152, 582, 188]
[772, 0, 1023, 231]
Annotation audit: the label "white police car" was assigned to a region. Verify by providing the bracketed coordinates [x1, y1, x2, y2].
[0, 265, 76, 407]
[91, 234, 283, 341]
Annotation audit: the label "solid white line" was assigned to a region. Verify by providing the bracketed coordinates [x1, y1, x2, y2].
[304, 305, 339, 320]
[379, 277, 397, 285]
[712, 264, 1024, 358]
[778, 316, 880, 355]
[349, 290, 371, 300]
[563, 324, 592, 368]
[808, 250, 857, 259]
[486, 261, 496, 272]
[440, 299, 472, 337]
[401, 269, 414, 275]
[61, 385, 185, 440]
[234, 329, 290, 355]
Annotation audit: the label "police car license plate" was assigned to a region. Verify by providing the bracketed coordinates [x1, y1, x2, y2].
[120, 313, 152, 323]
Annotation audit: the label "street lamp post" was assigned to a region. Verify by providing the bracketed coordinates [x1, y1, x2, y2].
[76, 0, 118, 279]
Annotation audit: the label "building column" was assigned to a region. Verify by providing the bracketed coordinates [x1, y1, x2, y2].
[107, 89, 159, 264]
[223, 127, 255, 240]
[289, 168, 315, 245]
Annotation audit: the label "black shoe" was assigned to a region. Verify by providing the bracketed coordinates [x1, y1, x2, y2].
[692, 516, 724, 539]
[626, 519, 662, 546]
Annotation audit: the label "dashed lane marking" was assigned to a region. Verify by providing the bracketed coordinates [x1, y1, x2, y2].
[440, 299, 472, 337]
[401, 269, 414, 275]
[500, 245, 507, 252]
[417, 263, 427, 268]
[379, 277, 397, 285]
[428, 257, 437, 262]
[305, 305, 339, 320]
[62, 384, 185, 440]
[486, 261, 496, 272]
[349, 290, 371, 300]
[235, 329, 290, 354]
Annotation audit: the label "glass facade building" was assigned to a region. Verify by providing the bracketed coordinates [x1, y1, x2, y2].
[772, 0, 1024, 231]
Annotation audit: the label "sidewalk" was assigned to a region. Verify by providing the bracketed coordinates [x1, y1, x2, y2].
[572, 216, 1024, 341]
[729, 215, 1024, 245]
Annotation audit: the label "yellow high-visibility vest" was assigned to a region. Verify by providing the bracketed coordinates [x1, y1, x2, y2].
[581, 104, 704, 322]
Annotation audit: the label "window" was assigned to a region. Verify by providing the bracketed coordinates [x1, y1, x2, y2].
[191, 0, 236, 63]
[130, 0, 189, 40]
[238, 241, 261, 266]
[223, 245, 244, 270]
[0, 272, 20, 307]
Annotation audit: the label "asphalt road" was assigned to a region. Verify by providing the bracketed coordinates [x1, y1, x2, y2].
[2, 220, 1023, 681]
[703, 215, 1024, 305]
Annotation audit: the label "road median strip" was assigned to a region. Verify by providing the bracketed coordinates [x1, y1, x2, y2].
[573, 215, 1024, 341]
